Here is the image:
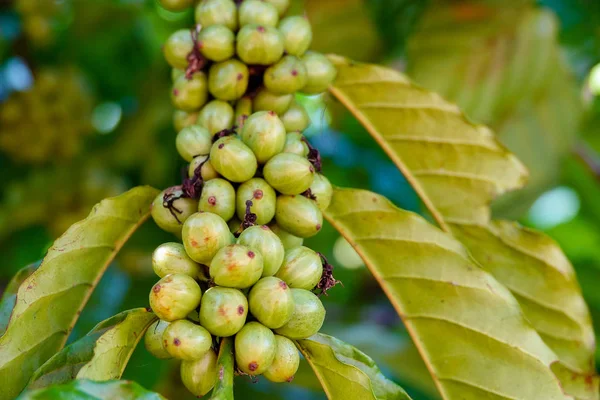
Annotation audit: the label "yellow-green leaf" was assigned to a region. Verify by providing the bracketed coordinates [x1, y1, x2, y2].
[297, 333, 411, 400]
[18, 379, 165, 400]
[211, 337, 234, 400]
[0, 263, 39, 336]
[0, 186, 159, 400]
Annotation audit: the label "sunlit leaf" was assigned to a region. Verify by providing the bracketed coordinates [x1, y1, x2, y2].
[17, 379, 165, 400]
[0, 263, 39, 335]
[211, 337, 234, 400]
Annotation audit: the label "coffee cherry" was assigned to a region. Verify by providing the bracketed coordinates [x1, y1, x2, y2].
[276, 246, 322, 290]
[197, 100, 234, 135]
[239, 0, 279, 27]
[164, 29, 194, 69]
[151, 188, 197, 236]
[144, 320, 171, 359]
[149, 274, 202, 322]
[278, 16, 312, 57]
[268, 223, 304, 249]
[235, 96, 253, 130]
[195, 0, 237, 31]
[152, 242, 205, 279]
[188, 155, 220, 181]
[173, 110, 199, 132]
[181, 349, 218, 397]
[228, 217, 242, 233]
[159, 0, 193, 11]
[197, 24, 235, 62]
[301, 52, 338, 94]
[275, 195, 322, 238]
[264, 153, 314, 195]
[252, 88, 293, 115]
[236, 178, 277, 225]
[274, 288, 325, 339]
[249, 277, 295, 328]
[182, 212, 232, 264]
[208, 59, 249, 101]
[240, 111, 286, 163]
[236, 25, 284, 65]
[162, 320, 212, 360]
[263, 335, 300, 382]
[171, 72, 209, 111]
[237, 225, 285, 276]
[172, 68, 185, 82]
[309, 173, 333, 211]
[199, 286, 248, 336]
[176, 125, 212, 162]
[235, 322, 276, 375]
[283, 132, 309, 157]
[198, 178, 236, 221]
[264, 0, 290, 16]
[281, 102, 310, 132]
[210, 244, 264, 288]
[264, 56, 307, 94]
[210, 136, 258, 182]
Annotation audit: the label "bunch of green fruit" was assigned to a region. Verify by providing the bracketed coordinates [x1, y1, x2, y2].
[145, 0, 339, 395]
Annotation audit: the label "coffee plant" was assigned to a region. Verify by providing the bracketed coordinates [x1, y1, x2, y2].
[0, 0, 598, 400]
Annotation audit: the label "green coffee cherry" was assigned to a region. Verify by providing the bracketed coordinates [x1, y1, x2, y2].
[249, 277, 294, 328]
[275, 195, 322, 238]
[144, 320, 171, 359]
[171, 72, 209, 111]
[278, 16, 312, 57]
[159, 0, 193, 11]
[164, 29, 194, 69]
[171, 68, 185, 82]
[264, 335, 300, 382]
[198, 178, 236, 221]
[264, 153, 314, 195]
[182, 211, 232, 264]
[210, 244, 264, 288]
[228, 217, 242, 233]
[188, 155, 220, 181]
[236, 178, 277, 225]
[264, 56, 308, 94]
[197, 100, 234, 135]
[208, 59, 249, 101]
[274, 288, 325, 339]
[163, 320, 212, 360]
[269, 223, 304, 249]
[276, 246, 322, 290]
[152, 242, 205, 279]
[235, 96, 252, 130]
[281, 102, 310, 132]
[253, 88, 293, 115]
[195, 0, 237, 31]
[176, 125, 212, 162]
[239, 0, 279, 27]
[283, 132, 309, 157]
[301, 51, 338, 94]
[199, 286, 248, 336]
[149, 274, 202, 322]
[236, 25, 284, 66]
[237, 225, 284, 276]
[265, 0, 290, 16]
[235, 322, 276, 375]
[173, 110, 199, 132]
[197, 24, 235, 62]
[210, 136, 258, 182]
[309, 173, 333, 211]
[181, 349, 218, 397]
[240, 111, 286, 163]
[151, 188, 197, 236]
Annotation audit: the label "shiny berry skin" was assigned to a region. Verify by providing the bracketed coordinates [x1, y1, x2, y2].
[209, 244, 264, 289]
[159, 0, 193, 11]
[171, 72, 209, 111]
[278, 16, 312, 56]
[176, 125, 212, 162]
[264, 0, 290, 16]
[252, 88, 293, 115]
[263, 335, 300, 382]
[208, 59, 249, 101]
[173, 110, 199, 132]
[239, 0, 279, 27]
[275, 246, 322, 290]
[163, 320, 212, 360]
[210, 136, 258, 182]
[236, 24, 284, 66]
[249, 277, 295, 329]
[309, 173, 333, 211]
[152, 242, 204, 280]
[235, 321, 276, 375]
[240, 111, 286, 163]
[198, 178, 236, 221]
[283, 132, 309, 157]
[234, 96, 253, 130]
[180, 349, 218, 397]
[182, 211, 233, 264]
[275, 195, 323, 238]
[268, 223, 304, 249]
[171, 68, 185, 82]
[281, 102, 310, 132]
[274, 288, 325, 339]
[197, 99, 234, 135]
[264, 56, 308, 94]
[301, 51, 338, 94]
[236, 178, 277, 225]
[199, 286, 248, 336]
[188, 155, 220, 181]
[197, 24, 235, 62]
[237, 225, 285, 276]
[144, 320, 171, 359]
[149, 273, 202, 322]
[195, 0, 237, 31]
[263, 153, 314, 195]
[151, 188, 197, 236]
[164, 29, 194, 69]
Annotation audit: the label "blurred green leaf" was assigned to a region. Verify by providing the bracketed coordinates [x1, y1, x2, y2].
[17, 379, 165, 400]
[0, 263, 39, 335]
[211, 338, 234, 400]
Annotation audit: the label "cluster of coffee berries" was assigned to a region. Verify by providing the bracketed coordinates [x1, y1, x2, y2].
[0, 67, 93, 164]
[146, 0, 339, 396]
[15, 0, 67, 46]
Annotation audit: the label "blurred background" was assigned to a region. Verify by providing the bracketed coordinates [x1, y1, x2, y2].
[0, 0, 599, 398]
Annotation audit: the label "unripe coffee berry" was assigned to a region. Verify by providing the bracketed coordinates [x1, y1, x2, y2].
[264, 153, 315, 195]
[152, 242, 205, 280]
[172, 68, 184, 82]
[181, 349, 218, 397]
[208, 59, 249, 101]
[275, 288, 325, 339]
[198, 178, 236, 221]
[235, 96, 253, 130]
[151, 187, 197, 236]
[197, 100, 234, 135]
[249, 277, 295, 328]
[278, 16, 312, 57]
[195, 0, 237, 31]
[265, 0, 290, 16]
[144, 320, 171, 359]
[239, 0, 279, 27]
[236, 25, 284, 66]
[199, 286, 248, 336]
[228, 217, 242, 234]
[171, 72, 209, 111]
[276, 246, 322, 290]
[281, 102, 310, 132]
[252, 88, 293, 115]
[263, 335, 300, 382]
[237, 225, 285, 276]
[173, 110, 199, 132]
[176, 125, 212, 162]
[235, 322, 276, 375]
[188, 155, 220, 181]
[164, 29, 194, 69]
[182, 211, 232, 264]
[163, 320, 212, 360]
[236, 178, 277, 225]
[275, 195, 323, 238]
[197, 24, 235, 62]
[301, 51, 338, 94]
[269, 223, 304, 249]
[159, 0, 193, 11]
[240, 111, 286, 163]
[309, 173, 333, 211]
[283, 132, 309, 157]
[264, 56, 308, 94]
[210, 244, 264, 288]
[149, 274, 202, 322]
[210, 136, 258, 182]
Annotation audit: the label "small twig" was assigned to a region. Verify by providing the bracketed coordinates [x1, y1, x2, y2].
[315, 253, 341, 296]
